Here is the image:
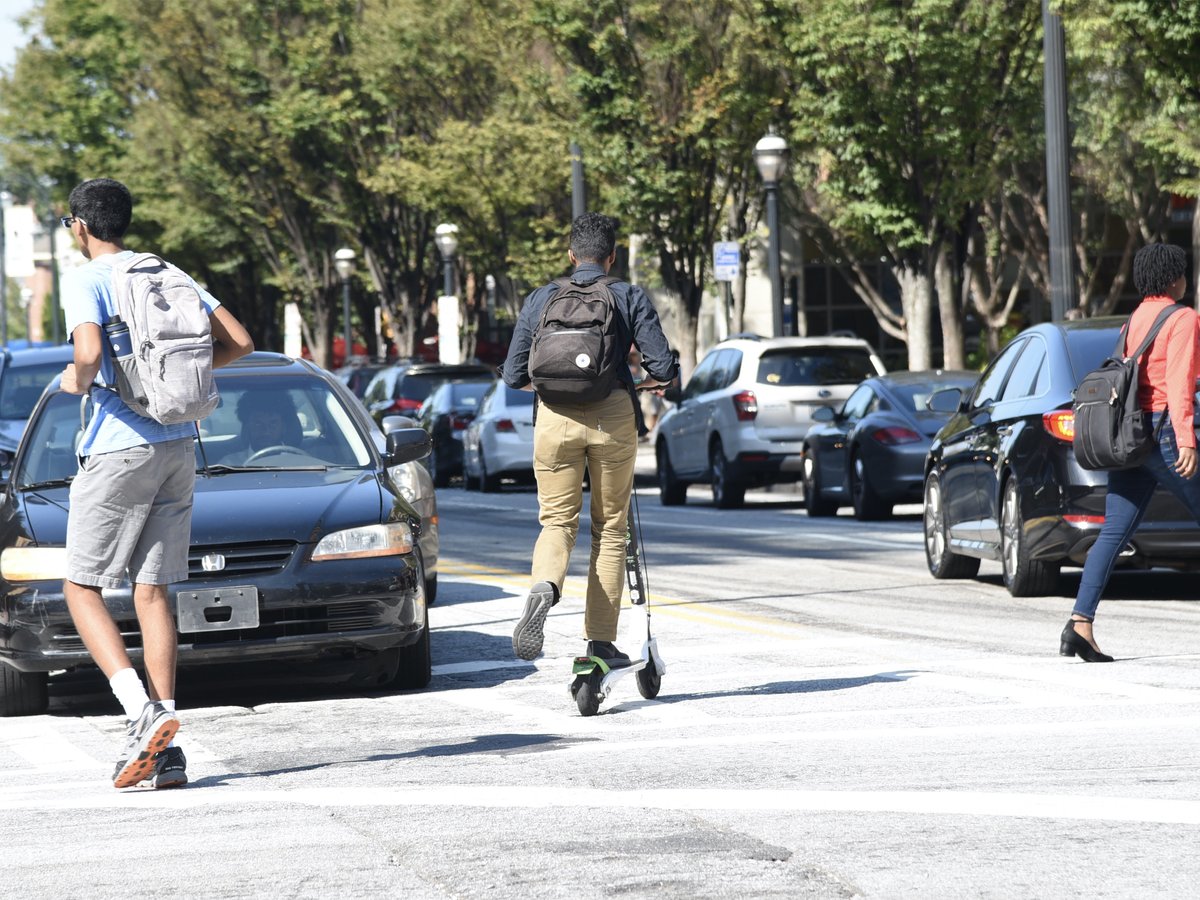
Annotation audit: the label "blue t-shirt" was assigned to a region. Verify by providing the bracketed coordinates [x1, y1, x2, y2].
[62, 250, 221, 456]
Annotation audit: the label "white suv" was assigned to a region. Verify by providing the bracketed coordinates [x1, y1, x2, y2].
[655, 335, 886, 507]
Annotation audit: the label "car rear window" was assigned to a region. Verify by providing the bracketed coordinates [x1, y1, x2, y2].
[1066, 326, 1123, 385]
[756, 348, 878, 387]
[448, 381, 492, 407]
[505, 387, 535, 406]
[397, 369, 491, 401]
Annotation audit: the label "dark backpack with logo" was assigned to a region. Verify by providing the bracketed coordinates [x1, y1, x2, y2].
[527, 275, 625, 404]
[1073, 303, 1186, 471]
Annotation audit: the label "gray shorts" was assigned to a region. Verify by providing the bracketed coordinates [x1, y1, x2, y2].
[66, 438, 196, 588]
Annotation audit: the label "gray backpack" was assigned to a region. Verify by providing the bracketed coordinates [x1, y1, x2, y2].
[105, 252, 219, 425]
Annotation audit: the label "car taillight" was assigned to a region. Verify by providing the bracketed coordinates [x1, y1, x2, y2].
[732, 390, 757, 421]
[449, 413, 475, 430]
[1043, 410, 1075, 442]
[871, 426, 922, 445]
[495, 418, 516, 433]
[391, 397, 423, 412]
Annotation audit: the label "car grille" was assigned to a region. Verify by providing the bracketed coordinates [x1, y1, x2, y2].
[49, 600, 387, 652]
[186, 542, 296, 579]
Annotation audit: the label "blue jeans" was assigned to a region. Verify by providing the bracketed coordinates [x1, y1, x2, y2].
[1074, 412, 1200, 620]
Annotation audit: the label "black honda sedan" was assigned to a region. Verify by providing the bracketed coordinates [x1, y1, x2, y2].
[802, 369, 978, 520]
[0, 353, 433, 716]
[924, 317, 1200, 597]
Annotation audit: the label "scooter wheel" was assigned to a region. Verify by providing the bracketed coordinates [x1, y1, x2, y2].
[575, 671, 602, 716]
[636, 656, 661, 699]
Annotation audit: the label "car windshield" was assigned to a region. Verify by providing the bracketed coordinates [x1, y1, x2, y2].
[893, 378, 978, 415]
[14, 375, 373, 488]
[0, 362, 67, 419]
[757, 348, 878, 387]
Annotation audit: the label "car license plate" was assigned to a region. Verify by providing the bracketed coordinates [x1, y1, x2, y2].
[175, 585, 260, 633]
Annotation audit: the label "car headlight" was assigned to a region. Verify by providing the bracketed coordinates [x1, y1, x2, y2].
[1, 547, 69, 582]
[311, 522, 413, 561]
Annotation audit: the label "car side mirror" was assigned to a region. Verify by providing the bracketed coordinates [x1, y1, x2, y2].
[926, 387, 964, 414]
[384, 427, 431, 466]
[381, 415, 419, 434]
[812, 405, 836, 423]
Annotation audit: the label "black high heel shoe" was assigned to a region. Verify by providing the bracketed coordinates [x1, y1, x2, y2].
[1059, 620, 1114, 663]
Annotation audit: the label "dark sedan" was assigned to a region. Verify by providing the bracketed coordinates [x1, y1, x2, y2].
[924, 317, 1200, 597]
[801, 370, 978, 520]
[416, 377, 494, 487]
[0, 344, 75, 467]
[0, 353, 433, 716]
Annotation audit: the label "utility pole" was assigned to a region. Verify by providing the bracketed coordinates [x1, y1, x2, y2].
[1043, 0, 1076, 322]
[570, 142, 586, 220]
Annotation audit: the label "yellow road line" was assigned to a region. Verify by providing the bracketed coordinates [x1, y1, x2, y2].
[440, 557, 806, 638]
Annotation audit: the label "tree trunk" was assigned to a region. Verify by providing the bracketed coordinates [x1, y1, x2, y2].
[895, 262, 933, 371]
[935, 241, 965, 369]
[1193, 199, 1200, 311]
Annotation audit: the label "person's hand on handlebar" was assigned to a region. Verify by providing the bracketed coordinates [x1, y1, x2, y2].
[634, 376, 676, 395]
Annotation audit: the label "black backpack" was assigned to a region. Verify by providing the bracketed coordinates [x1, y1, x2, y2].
[1073, 303, 1186, 471]
[527, 275, 625, 404]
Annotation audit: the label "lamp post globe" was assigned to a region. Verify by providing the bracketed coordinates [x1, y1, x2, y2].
[435, 223, 459, 297]
[334, 247, 356, 365]
[754, 131, 789, 337]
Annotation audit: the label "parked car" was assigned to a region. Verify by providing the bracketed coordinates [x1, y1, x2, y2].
[463, 381, 537, 491]
[924, 317, 1200, 598]
[0, 344, 74, 468]
[333, 358, 387, 399]
[0, 352, 435, 716]
[655, 335, 886, 508]
[378, 415, 440, 605]
[361, 360, 494, 424]
[416, 377, 495, 487]
[802, 370, 978, 520]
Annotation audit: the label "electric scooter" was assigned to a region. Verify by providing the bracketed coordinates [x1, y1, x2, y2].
[569, 491, 665, 716]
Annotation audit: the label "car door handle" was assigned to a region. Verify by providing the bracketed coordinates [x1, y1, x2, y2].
[996, 425, 1013, 436]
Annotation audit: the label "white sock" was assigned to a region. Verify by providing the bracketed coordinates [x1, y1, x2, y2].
[109, 668, 150, 721]
[158, 699, 178, 746]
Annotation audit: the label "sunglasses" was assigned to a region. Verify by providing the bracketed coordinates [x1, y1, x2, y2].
[59, 216, 86, 229]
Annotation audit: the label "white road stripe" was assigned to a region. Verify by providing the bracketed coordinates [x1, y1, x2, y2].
[3, 784, 1198, 824]
[0, 720, 99, 771]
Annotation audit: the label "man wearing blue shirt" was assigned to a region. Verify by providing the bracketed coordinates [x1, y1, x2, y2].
[504, 213, 677, 666]
[59, 178, 253, 788]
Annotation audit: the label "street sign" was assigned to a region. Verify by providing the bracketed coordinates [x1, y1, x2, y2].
[713, 241, 740, 282]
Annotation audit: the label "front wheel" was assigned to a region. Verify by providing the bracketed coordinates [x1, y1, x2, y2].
[710, 438, 745, 509]
[924, 472, 980, 579]
[428, 444, 451, 489]
[0, 665, 48, 717]
[657, 442, 687, 506]
[636, 657, 661, 699]
[851, 452, 893, 521]
[1000, 477, 1060, 597]
[803, 449, 839, 517]
[480, 452, 500, 492]
[391, 621, 431, 689]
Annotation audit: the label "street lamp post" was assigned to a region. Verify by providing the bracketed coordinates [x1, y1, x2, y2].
[334, 247, 356, 365]
[0, 190, 11, 347]
[435, 224, 459, 297]
[754, 131, 789, 338]
[434, 224, 461, 365]
[19, 287, 32, 344]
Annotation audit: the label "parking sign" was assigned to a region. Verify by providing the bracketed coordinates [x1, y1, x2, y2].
[713, 241, 740, 282]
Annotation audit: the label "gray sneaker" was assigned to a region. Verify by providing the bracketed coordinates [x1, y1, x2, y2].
[152, 746, 188, 789]
[512, 582, 557, 660]
[112, 701, 179, 789]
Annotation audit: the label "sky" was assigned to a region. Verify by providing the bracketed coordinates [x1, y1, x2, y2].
[0, 0, 36, 73]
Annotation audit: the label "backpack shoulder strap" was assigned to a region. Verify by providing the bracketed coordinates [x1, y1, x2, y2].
[1126, 303, 1188, 361]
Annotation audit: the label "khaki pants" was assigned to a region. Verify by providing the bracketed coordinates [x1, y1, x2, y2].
[531, 389, 638, 641]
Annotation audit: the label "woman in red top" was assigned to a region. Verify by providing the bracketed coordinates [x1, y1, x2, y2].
[1065, 243, 1200, 662]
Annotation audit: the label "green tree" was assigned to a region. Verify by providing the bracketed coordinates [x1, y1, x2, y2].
[533, 0, 782, 370]
[773, 0, 1042, 369]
